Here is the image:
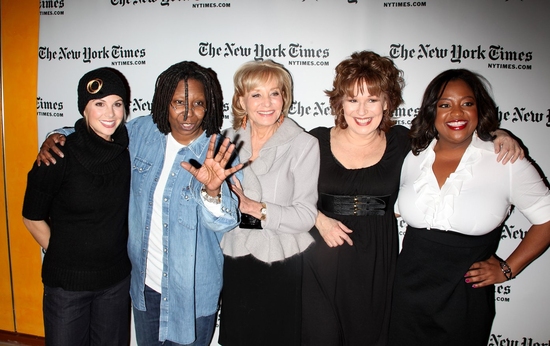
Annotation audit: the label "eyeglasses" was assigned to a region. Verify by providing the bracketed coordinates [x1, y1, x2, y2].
[170, 100, 207, 117]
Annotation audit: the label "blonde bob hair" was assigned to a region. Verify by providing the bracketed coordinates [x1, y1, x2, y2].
[231, 60, 293, 130]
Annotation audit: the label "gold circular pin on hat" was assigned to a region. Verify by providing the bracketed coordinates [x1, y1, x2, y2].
[86, 78, 103, 94]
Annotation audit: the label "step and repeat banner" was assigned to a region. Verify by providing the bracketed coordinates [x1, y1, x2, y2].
[37, 0, 549, 345]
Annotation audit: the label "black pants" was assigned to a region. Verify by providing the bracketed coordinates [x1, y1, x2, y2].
[43, 275, 130, 346]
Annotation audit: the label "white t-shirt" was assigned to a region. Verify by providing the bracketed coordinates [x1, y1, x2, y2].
[397, 134, 550, 236]
[146, 133, 222, 292]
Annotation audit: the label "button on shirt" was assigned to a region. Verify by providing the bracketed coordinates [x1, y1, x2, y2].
[398, 135, 550, 235]
[56, 115, 240, 344]
[125, 116, 239, 344]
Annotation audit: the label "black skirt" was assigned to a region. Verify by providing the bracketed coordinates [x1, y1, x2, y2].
[389, 226, 502, 346]
[219, 254, 302, 346]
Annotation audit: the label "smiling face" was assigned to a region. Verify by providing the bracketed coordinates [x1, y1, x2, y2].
[83, 94, 125, 141]
[239, 77, 283, 130]
[341, 81, 388, 137]
[168, 78, 206, 145]
[434, 79, 479, 149]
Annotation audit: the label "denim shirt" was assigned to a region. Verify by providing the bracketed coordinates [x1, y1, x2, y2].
[57, 115, 240, 344]
[127, 115, 239, 344]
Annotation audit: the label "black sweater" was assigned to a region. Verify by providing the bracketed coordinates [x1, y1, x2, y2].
[23, 118, 131, 291]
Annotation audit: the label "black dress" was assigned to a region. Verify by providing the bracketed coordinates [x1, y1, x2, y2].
[302, 126, 410, 346]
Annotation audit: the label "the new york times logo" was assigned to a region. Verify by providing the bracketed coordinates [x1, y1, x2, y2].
[290, 100, 331, 117]
[37, 97, 64, 117]
[132, 97, 152, 114]
[494, 284, 511, 302]
[495, 223, 519, 305]
[489, 335, 550, 346]
[302, 0, 358, 2]
[501, 223, 527, 241]
[497, 106, 550, 127]
[111, 0, 174, 7]
[111, 0, 230, 7]
[40, 0, 64, 15]
[39, 45, 146, 63]
[40, 0, 64, 9]
[198, 42, 330, 61]
[389, 43, 532, 64]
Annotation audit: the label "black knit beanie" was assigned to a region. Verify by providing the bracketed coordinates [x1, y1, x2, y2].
[77, 67, 129, 116]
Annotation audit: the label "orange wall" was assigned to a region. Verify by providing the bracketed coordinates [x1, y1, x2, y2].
[1, 0, 44, 336]
[0, 74, 13, 330]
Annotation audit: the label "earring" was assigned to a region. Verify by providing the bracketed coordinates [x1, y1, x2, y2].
[278, 113, 285, 124]
[241, 115, 247, 130]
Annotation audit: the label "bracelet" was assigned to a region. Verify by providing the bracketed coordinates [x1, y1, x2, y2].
[499, 260, 513, 281]
[201, 186, 221, 204]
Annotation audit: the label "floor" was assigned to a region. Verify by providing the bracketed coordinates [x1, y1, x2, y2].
[0, 331, 43, 346]
[0, 340, 41, 346]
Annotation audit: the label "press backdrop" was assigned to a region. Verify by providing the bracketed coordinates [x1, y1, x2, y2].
[37, 1, 550, 345]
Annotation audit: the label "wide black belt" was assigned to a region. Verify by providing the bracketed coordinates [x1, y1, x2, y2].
[319, 193, 390, 216]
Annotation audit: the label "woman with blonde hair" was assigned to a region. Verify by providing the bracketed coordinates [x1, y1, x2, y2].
[219, 60, 320, 346]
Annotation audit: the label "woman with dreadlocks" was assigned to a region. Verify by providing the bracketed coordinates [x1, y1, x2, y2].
[37, 61, 242, 346]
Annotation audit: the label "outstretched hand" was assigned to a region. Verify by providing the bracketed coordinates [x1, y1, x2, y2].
[180, 134, 243, 196]
[37, 134, 66, 166]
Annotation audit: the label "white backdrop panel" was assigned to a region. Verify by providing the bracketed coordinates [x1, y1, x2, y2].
[37, 0, 550, 344]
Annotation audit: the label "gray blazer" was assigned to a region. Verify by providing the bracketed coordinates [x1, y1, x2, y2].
[221, 118, 320, 263]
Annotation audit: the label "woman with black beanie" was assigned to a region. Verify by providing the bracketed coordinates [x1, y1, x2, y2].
[23, 67, 132, 346]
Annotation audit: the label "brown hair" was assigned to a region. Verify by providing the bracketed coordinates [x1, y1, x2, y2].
[326, 51, 405, 133]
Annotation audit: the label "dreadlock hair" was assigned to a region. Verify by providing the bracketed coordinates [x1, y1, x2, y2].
[151, 61, 224, 136]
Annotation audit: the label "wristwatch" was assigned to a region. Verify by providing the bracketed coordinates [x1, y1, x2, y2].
[259, 202, 267, 221]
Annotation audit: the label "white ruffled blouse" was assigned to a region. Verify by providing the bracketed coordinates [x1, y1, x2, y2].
[397, 134, 550, 235]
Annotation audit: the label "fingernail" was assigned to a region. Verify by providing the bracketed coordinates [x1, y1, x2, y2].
[465, 279, 470, 283]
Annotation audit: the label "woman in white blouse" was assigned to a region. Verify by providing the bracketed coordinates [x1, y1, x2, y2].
[389, 69, 550, 346]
